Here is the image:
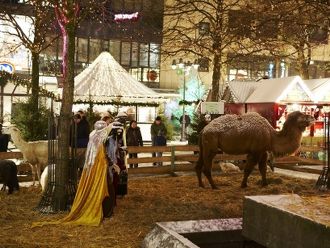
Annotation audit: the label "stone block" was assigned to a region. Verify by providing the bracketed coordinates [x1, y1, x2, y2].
[243, 194, 330, 248]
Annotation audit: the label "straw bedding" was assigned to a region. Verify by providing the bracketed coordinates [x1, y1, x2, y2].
[0, 173, 320, 248]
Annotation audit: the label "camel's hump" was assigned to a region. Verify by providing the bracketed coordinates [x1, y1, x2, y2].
[204, 112, 274, 134]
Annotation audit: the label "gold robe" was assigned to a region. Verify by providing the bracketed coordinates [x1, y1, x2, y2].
[33, 124, 112, 227]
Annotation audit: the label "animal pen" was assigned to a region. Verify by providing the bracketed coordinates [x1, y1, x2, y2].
[36, 100, 79, 213]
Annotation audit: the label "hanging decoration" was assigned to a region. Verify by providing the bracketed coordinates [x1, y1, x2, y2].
[0, 70, 56, 99]
[147, 70, 158, 82]
[74, 99, 159, 107]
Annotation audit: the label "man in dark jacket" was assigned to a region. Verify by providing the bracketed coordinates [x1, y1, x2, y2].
[150, 116, 167, 166]
[0, 124, 9, 152]
[77, 110, 90, 148]
[126, 120, 143, 168]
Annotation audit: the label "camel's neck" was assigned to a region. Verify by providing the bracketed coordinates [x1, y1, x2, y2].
[272, 127, 302, 156]
[10, 130, 28, 151]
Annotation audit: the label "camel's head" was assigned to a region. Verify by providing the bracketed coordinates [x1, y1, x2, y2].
[283, 111, 315, 132]
[2, 125, 20, 135]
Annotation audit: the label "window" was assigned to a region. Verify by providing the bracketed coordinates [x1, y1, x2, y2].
[109, 40, 121, 62]
[77, 38, 88, 63]
[149, 43, 159, 68]
[101, 40, 109, 52]
[121, 42, 131, 66]
[40, 36, 59, 75]
[139, 43, 149, 67]
[130, 67, 142, 81]
[131, 42, 139, 67]
[89, 39, 102, 61]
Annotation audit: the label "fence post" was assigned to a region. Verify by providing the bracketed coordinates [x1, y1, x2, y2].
[171, 146, 175, 174]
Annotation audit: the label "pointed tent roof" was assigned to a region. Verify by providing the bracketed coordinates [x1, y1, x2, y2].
[74, 51, 162, 105]
[245, 76, 315, 103]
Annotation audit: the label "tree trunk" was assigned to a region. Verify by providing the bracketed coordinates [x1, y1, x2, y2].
[211, 53, 222, 101]
[30, 51, 40, 139]
[54, 18, 76, 211]
[296, 43, 310, 80]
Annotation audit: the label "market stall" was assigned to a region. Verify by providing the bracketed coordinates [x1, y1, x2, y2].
[303, 78, 330, 136]
[223, 76, 319, 135]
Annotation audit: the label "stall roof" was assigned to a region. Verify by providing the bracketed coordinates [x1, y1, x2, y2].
[305, 77, 330, 102]
[245, 76, 315, 103]
[228, 80, 261, 103]
[74, 51, 163, 105]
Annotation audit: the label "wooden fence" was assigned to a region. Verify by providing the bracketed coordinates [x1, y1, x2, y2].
[126, 145, 324, 174]
[0, 144, 324, 175]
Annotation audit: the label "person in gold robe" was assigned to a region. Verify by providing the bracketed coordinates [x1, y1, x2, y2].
[33, 120, 115, 227]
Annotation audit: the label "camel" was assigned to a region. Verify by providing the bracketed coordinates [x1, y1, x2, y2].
[196, 111, 314, 189]
[4, 126, 48, 185]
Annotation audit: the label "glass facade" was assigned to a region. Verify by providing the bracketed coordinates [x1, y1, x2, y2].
[39, 36, 161, 84]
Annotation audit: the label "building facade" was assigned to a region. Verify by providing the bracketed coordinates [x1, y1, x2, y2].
[0, 0, 164, 88]
[1, 0, 330, 94]
[160, 0, 330, 91]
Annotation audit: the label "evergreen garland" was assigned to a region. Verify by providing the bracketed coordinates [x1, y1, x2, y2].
[0, 71, 56, 99]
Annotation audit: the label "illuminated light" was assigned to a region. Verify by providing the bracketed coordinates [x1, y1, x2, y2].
[275, 76, 315, 103]
[114, 12, 139, 22]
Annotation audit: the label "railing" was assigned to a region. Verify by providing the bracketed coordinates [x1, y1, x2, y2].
[0, 151, 23, 159]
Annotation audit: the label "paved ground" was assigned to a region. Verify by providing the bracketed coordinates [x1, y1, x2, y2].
[274, 168, 319, 180]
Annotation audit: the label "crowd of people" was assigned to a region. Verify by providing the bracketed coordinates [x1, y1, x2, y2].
[33, 110, 213, 226]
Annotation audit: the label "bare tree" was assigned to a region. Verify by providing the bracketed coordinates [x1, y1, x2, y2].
[0, 1, 58, 138]
[248, 0, 329, 79]
[51, 0, 110, 211]
[163, 0, 269, 101]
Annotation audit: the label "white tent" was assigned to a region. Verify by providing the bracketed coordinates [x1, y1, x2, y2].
[245, 76, 315, 103]
[74, 51, 163, 105]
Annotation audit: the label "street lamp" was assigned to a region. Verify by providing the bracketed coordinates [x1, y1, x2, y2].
[172, 58, 199, 141]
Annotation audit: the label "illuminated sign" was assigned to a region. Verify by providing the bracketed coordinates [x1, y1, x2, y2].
[114, 12, 139, 22]
[0, 62, 15, 74]
[201, 102, 224, 114]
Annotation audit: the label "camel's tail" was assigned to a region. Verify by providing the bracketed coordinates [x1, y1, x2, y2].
[196, 134, 203, 169]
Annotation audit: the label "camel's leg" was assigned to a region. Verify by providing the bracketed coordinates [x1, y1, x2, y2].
[241, 154, 258, 188]
[258, 152, 268, 186]
[203, 150, 218, 189]
[36, 164, 41, 185]
[195, 154, 204, 188]
[30, 163, 36, 186]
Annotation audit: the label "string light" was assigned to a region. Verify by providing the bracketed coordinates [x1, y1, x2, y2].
[0, 70, 56, 99]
